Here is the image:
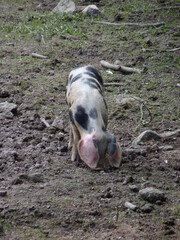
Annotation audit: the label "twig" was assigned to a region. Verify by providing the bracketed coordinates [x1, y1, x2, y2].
[32, 53, 48, 59]
[41, 35, 46, 44]
[94, 21, 165, 28]
[104, 82, 123, 87]
[134, 98, 152, 131]
[152, 6, 180, 11]
[101, 60, 142, 74]
[160, 129, 180, 138]
[168, 47, 180, 52]
[142, 47, 180, 53]
[40, 117, 50, 128]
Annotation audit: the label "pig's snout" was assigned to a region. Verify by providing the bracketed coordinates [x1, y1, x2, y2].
[78, 131, 121, 170]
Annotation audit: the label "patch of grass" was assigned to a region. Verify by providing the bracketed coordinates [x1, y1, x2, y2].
[1, 12, 87, 40]
[18, 225, 47, 240]
[171, 205, 180, 219]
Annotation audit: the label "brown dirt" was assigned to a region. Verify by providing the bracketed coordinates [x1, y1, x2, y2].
[0, 0, 180, 239]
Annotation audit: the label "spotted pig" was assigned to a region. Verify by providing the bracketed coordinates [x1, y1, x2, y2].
[66, 66, 122, 170]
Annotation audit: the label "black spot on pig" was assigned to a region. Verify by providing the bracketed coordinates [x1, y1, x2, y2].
[89, 108, 98, 119]
[75, 105, 89, 130]
[86, 66, 103, 85]
[84, 78, 102, 94]
[71, 73, 83, 84]
[69, 109, 74, 124]
[107, 134, 116, 156]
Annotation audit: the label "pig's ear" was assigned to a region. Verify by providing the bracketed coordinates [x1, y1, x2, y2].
[78, 138, 99, 169]
[107, 133, 122, 168]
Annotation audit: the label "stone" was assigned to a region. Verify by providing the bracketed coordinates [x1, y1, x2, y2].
[141, 203, 153, 213]
[28, 173, 43, 183]
[138, 187, 165, 203]
[114, 13, 125, 21]
[122, 176, 133, 185]
[0, 101, 17, 115]
[129, 185, 139, 193]
[0, 89, 10, 98]
[0, 191, 7, 197]
[125, 201, 137, 211]
[53, 0, 75, 14]
[52, 116, 64, 130]
[82, 5, 100, 17]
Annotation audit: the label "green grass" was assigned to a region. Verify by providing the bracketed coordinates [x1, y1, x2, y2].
[1, 12, 87, 40]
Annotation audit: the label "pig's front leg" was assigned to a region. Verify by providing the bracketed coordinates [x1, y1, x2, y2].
[71, 124, 80, 162]
[68, 126, 73, 149]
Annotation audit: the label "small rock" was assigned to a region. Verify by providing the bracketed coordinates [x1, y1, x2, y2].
[173, 164, 180, 171]
[0, 89, 10, 98]
[141, 203, 153, 213]
[34, 67, 41, 73]
[60, 145, 68, 153]
[164, 229, 175, 235]
[122, 176, 133, 185]
[129, 185, 139, 193]
[52, 116, 64, 130]
[11, 177, 23, 185]
[125, 201, 137, 211]
[82, 5, 100, 17]
[11, 174, 29, 185]
[114, 12, 125, 21]
[0, 111, 14, 119]
[106, 191, 113, 198]
[159, 145, 174, 151]
[145, 38, 153, 47]
[48, 70, 55, 76]
[0, 101, 17, 115]
[53, 0, 75, 13]
[138, 187, 165, 203]
[18, 6, 24, 10]
[163, 217, 175, 226]
[0, 191, 7, 197]
[28, 173, 43, 183]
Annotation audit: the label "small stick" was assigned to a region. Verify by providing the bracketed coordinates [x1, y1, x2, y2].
[32, 53, 48, 59]
[104, 82, 123, 87]
[94, 21, 165, 28]
[152, 6, 180, 11]
[40, 117, 50, 128]
[101, 60, 142, 74]
[41, 35, 46, 44]
[168, 47, 180, 52]
[142, 47, 180, 52]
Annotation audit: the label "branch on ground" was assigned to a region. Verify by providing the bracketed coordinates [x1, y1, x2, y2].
[100, 60, 142, 74]
[94, 21, 165, 28]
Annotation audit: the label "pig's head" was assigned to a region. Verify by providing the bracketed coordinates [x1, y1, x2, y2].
[78, 129, 121, 170]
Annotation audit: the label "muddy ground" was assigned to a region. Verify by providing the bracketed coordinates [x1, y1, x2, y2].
[0, 0, 180, 239]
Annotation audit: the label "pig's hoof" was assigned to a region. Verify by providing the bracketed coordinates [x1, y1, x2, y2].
[71, 155, 76, 161]
[71, 154, 80, 162]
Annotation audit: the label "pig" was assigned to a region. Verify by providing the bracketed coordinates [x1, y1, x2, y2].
[66, 66, 121, 170]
